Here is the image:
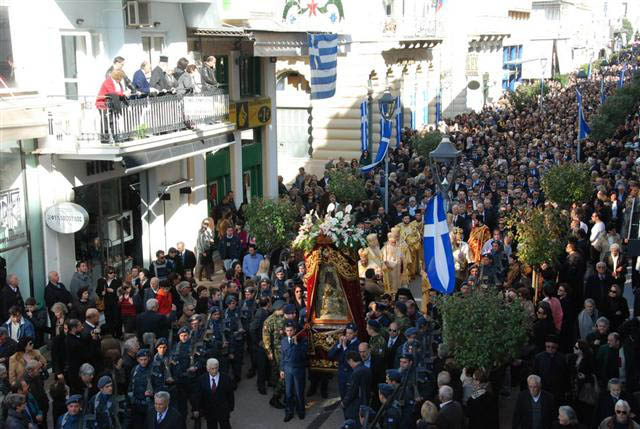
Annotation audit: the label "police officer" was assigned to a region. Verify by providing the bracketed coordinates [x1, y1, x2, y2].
[359, 405, 375, 429]
[240, 285, 257, 378]
[170, 326, 196, 424]
[224, 295, 245, 383]
[342, 350, 371, 422]
[263, 299, 286, 409]
[127, 349, 154, 427]
[328, 322, 360, 400]
[397, 353, 418, 429]
[203, 306, 228, 375]
[250, 297, 271, 394]
[378, 383, 401, 428]
[273, 267, 287, 295]
[151, 338, 173, 393]
[280, 320, 307, 422]
[57, 395, 83, 429]
[399, 327, 423, 364]
[86, 376, 118, 429]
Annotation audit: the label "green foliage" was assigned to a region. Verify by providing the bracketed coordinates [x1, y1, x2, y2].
[412, 130, 442, 158]
[135, 123, 149, 139]
[623, 18, 634, 44]
[552, 74, 570, 88]
[591, 77, 640, 141]
[244, 197, 298, 254]
[328, 169, 367, 204]
[541, 163, 594, 208]
[507, 207, 568, 267]
[436, 287, 531, 370]
[508, 83, 549, 111]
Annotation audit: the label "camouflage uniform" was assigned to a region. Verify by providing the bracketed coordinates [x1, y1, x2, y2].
[369, 333, 387, 357]
[262, 311, 286, 399]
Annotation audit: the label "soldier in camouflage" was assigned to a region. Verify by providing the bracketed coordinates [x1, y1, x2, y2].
[366, 319, 387, 357]
[262, 299, 286, 409]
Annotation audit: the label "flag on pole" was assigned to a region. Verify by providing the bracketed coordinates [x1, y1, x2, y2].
[435, 89, 442, 124]
[600, 77, 606, 105]
[360, 100, 368, 153]
[576, 88, 591, 141]
[424, 192, 456, 295]
[308, 33, 338, 100]
[618, 65, 626, 89]
[587, 62, 592, 80]
[422, 89, 429, 126]
[361, 119, 392, 173]
[395, 95, 402, 148]
[410, 91, 416, 130]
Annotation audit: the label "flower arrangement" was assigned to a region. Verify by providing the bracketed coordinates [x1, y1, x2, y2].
[292, 204, 367, 253]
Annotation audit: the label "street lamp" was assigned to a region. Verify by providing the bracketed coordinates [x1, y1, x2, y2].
[378, 87, 397, 213]
[429, 135, 461, 208]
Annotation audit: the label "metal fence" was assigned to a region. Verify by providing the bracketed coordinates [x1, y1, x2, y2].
[47, 91, 229, 145]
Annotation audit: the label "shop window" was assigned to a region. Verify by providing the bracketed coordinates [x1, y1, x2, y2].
[239, 56, 261, 98]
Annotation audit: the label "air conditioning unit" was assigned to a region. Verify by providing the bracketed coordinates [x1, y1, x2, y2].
[126, 1, 150, 27]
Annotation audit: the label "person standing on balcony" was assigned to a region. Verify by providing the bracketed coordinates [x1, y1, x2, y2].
[151, 56, 175, 94]
[173, 57, 189, 81]
[201, 56, 220, 93]
[177, 64, 198, 95]
[105, 56, 135, 93]
[132, 60, 155, 95]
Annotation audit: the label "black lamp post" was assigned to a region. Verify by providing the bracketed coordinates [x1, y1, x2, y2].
[429, 135, 461, 208]
[378, 88, 397, 213]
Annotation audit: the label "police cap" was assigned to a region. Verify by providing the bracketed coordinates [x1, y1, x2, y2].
[284, 320, 297, 329]
[367, 319, 380, 330]
[209, 306, 221, 314]
[405, 327, 418, 337]
[136, 349, 150, 358]
[346, 323, 357, 332]
[177, 327, 190, 335]
[386, 369, 402, 382]
[272, 300, 285, 310]
[283, 304, 297, 314]
[399, 352, 414, 361]
[155, 337, 168, 347]
[66, 394, 82, 405]
[97, 375, 113, 389]
[378, 383, 394, 397]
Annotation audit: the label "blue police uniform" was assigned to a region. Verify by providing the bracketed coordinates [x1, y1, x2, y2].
[86, 392, 117, 429]
[328, 334, 360, 400]
[280, 332, 308, 418]
[224, 305, 245, 380]
[57, 412, 83, 429]
[127, 361, 152, 427]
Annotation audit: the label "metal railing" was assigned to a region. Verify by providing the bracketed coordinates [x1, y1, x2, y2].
[47, 91, 229, 145]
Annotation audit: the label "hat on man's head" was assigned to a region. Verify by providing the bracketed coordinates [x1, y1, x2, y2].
[298, 261, 305, 269]
[378, 383, 394, 398]
[399, 352, 414, 361]
[209, 306, 221, 314]
[136, 349, 150, 358]
[272, 300, 285, 310]
[177, 327, 190, 336]
[395, 302, 407, 313]
[284, 320, 297, 329]
[283, 304, 297, 314]
[416, 316, 428, 328]
[367, 319, 380, 329]
[274, 266, 284, 274]
[97, 375, 113, 389]
[224, 295, 238, 305]
[346, 322, 357, 332]
[405, 327, 418, 337]
[66, 395, 82, 406]
[155, 338, 168, 347]
[386, 369, 402, 383]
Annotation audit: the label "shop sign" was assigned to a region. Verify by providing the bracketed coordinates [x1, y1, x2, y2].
[184, 96, 216, 121]
[0, 188, 27, 250]
[45, 203, 89, 234]
[229, 97, 272, 130]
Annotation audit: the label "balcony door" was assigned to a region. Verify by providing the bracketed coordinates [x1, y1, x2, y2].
[60, 31, 99, 99]
[142, 34, 165, 69]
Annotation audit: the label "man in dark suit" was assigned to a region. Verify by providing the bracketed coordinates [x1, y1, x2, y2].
[328, 323, 361, 400]
[384, 322, 405, 369]
[342, 350, 371, 421]
[136, 298, 172, 344]
[532, 336, 569, 401]
[435, 385, 464, 429]
[280, 320, 307, 422]
[145, 391, 185, 429]
[176, 242, 197, 275]
[511, 374, 556, 429]
[0, 274, 24, 322]
[193, 358, 235, 429]
[358, 342, 385, 409]
[585, 262, 615, 308]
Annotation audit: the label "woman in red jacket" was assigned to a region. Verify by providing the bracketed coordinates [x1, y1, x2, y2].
[96, 69, 125, 109]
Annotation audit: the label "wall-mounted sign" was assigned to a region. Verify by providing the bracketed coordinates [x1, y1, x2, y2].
[229, 97, 272, 130]
[45, 203, 89, 234]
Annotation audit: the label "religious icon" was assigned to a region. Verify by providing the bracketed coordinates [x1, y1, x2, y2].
[314, 266, 349, 321]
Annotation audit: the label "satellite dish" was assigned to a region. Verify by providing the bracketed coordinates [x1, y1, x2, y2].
[467, 80, 481, 90]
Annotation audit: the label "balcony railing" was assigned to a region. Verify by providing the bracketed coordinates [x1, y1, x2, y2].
[47, 91, 229, 146]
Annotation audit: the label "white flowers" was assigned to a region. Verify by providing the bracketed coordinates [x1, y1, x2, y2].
[292, 208, 367, 251]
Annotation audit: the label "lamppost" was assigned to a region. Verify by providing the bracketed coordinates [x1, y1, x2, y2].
[540, 57, 548, 110]
[378, 88, 397, 213]
[429, 135, 461, 209]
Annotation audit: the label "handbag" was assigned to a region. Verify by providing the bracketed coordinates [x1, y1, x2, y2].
[577, 374, 599, 405]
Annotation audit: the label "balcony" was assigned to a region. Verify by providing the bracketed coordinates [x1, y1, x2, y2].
[382, 0, 439, 40]
[41, 91, 234, 162]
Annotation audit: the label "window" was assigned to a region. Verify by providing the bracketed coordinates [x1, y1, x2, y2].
[239, 56, 261, 98]
[502, 45, 523, 92]
[0, 6, 15, 87]
[61, 34, 88, 99]
[142, 35, 165, 68]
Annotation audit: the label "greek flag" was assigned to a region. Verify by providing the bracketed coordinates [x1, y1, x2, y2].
[424, 193, 455, 295]
[360, 100, 368, 153]
[576, 88, 591, 141]
[395, 95, 403, 148]
[435, 89, 442, 124]
[600, 77, 606, 105]
[308, 33, 338, 100]
[618, 65, 626, 89]
[361, 119, 392, 173]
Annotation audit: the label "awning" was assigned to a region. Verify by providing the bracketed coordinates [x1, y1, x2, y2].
[122, 132, 235, 174]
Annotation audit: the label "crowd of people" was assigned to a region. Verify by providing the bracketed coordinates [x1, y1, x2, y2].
[1, 51, 640, 429]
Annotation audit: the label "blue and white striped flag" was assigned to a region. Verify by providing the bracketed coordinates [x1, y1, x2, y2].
[360, 100, 368, 153]
[395, 95, 402, 148]
[600, 77, 606, 105]
[361, 119, 392, 173]
[424, 193, 455, 295]
[410, 91, 416, 129]
[576, 88, 591, 141]
[308, 33, 338, 100]
[618, 65, 626, 89]
[435, 89, 442, 124]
